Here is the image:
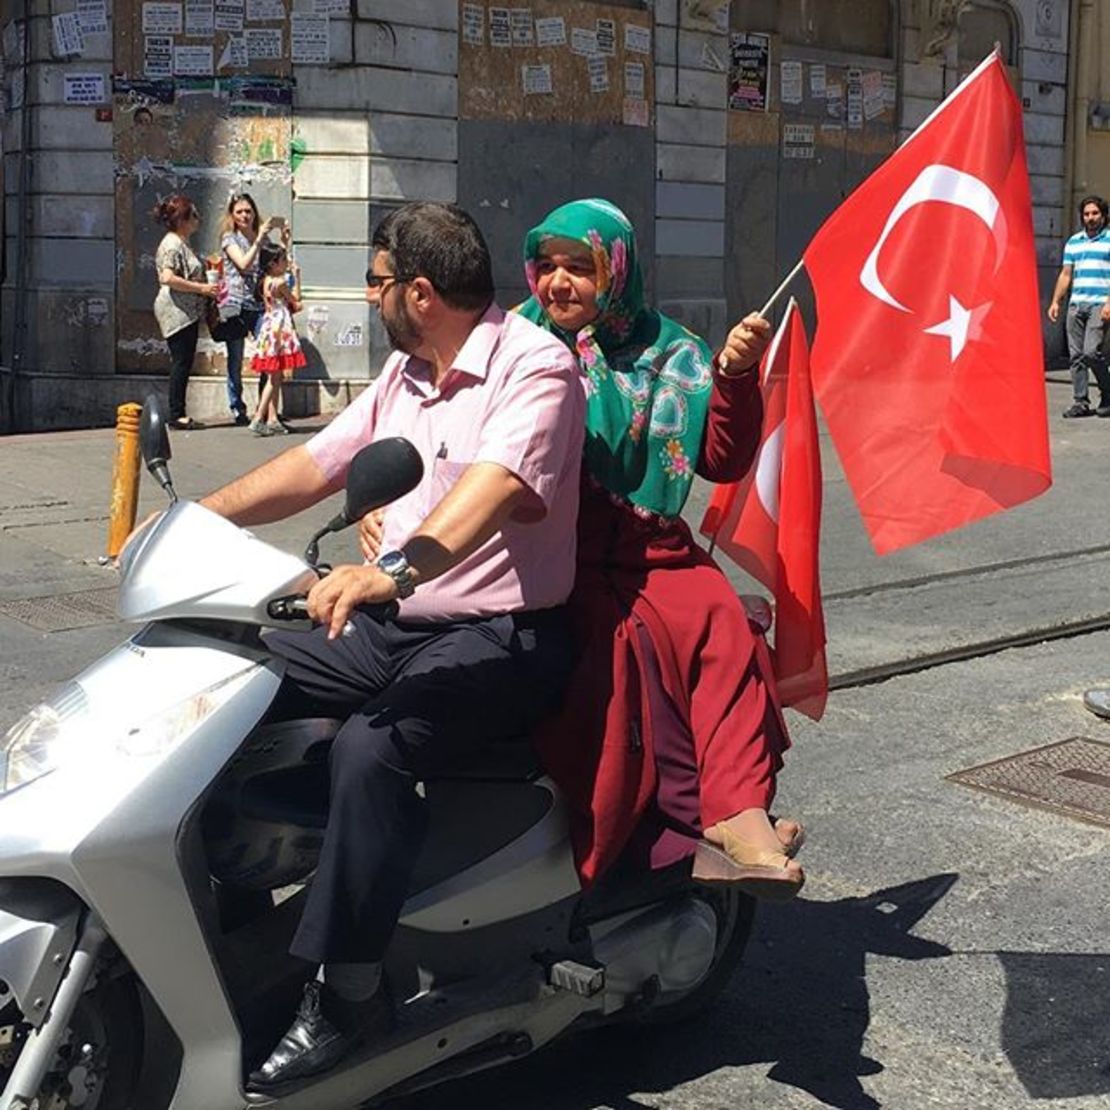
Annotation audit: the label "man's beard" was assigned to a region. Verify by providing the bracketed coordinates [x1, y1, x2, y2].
[381, 299, 422, 354]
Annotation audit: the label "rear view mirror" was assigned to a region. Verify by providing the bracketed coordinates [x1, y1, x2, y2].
[140, 396, 176, 502]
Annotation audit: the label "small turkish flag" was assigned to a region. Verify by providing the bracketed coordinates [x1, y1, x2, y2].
[803, 53, 1051, 555]
[701, 300, 828, 720]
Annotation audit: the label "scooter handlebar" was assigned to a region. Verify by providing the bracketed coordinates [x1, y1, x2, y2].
[267, 595, 398, 637]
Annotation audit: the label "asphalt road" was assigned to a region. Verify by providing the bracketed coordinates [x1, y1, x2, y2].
[1, 374, 1108, 1109]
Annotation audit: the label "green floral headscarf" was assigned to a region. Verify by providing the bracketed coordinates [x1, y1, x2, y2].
[518, 198, 713, 519]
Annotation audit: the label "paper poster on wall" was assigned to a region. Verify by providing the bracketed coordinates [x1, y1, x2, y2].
[461, 3, 484, 45]
[312, 0, 346, 12]
[570, 27, 597, 55]
[862, 69, 884, 119]
[336, 322, 363, 347]
[142, 2, 183, 34]
[306, 304, 329, 339]
[783, 122, 815, 159]
[521, 63, 551, 95]
[245, 27, 282, 57]
[246, 0, 284, 21]
[510, 9, 533, 47]
[624, 60, 644, 98]
[596, 18, 615, 56]
[882, 72, 897, 109]
[144, 34, 173, 77]
[215, 0, 244, 31]
[185, 0, 215, 36]
[587, 53, 608, 93]
[623, 96, 648, 127]
[291, 13, 328, 63]
[780, 60, 802, 105]
[216, 35, 248, 67]
[728, 31, 769, 112]
[63, 72, 106, 103]
[53, 13, 84, 56]
[535, 16, 564, 47]
[825, 80, 843, 119]
[846, 67, 863, 129]
[809, 63, 826, 97]
[624, 22, 650, 55]
[174, 44, 213, 74]
[489, 8, 511, 47]
[76, 0, 109, 35]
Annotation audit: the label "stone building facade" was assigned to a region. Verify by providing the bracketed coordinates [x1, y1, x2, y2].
[0, 0, 1073, 431]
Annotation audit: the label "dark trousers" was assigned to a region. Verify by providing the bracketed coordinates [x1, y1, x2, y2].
[1065, 302, 1110, 404]
[265, 607, 572, 965]
[167, 321, 200, 420]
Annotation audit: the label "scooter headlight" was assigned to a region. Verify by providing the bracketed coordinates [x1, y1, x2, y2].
[0, 666, 257, 796]
[0, 682, 89, 794]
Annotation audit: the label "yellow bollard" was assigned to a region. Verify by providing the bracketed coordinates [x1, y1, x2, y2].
[106, 402, 143, 559]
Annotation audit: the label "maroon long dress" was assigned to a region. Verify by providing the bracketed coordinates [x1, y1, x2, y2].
[535, 368, 791, 885]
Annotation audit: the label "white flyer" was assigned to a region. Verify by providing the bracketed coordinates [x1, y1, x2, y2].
[623, 96, 648, 127]
[624, 60, 644, 98]
[144, 34, 173, 77]
[216, 35, 248, 67]
[291, 13, 328, 63]
[809, 63, 826, 97]
[142, 2, 183, 34]
[534, 16, 564, 47]
[215, 0, 244, 31]
[510, 8, 533, 47]
[313, 0, 347, 12]
[246, 0, 284, 21]
[52, 13, 84, 56]
[624, 22, 650, 54]
[587, 53, 608, 93]
[174, 43, 213, 74]
[521, 63, 551, 95]
[76, 0, 109, 35]
[63, 72, 105, 103]
[185, 0, 215, 36]
[245, 26, 282, 57]
[336, 322, 363, 347]
[780, 60, 802, 105]
[782, 122, 815, 159]
[461, 3, 483, 46]
[882, 72, 897, 108]
[570, 27, 597, 55]
[595, 17, 615, 56]
[489, 8, 510, 47]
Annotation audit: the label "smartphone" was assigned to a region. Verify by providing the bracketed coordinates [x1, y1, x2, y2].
[270, 215, 287, 230]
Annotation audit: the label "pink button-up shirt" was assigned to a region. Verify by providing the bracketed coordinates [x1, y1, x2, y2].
[306, 304, 585, 623]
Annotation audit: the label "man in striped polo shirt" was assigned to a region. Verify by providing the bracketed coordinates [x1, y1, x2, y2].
[1048, 195, 1110, 418]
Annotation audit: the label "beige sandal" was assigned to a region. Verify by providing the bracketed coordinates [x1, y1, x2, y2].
[692, 823, 806, 901]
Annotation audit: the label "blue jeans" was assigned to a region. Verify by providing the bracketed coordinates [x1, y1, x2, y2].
[224, 309, 260, 417]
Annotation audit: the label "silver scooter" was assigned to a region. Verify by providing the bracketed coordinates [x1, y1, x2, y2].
[0, 397, 754, 1110]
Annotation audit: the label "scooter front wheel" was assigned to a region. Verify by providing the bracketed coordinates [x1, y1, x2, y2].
[0, 975, 142, 1110]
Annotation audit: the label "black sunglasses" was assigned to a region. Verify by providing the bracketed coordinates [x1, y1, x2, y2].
[364, 270, 416, 289]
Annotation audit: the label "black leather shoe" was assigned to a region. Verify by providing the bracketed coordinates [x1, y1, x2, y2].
[247, 980, 392, 1092]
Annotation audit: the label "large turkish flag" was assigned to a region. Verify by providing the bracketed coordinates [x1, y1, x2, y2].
[803, 53, 1051, 555]
[702, 301, 827, 719]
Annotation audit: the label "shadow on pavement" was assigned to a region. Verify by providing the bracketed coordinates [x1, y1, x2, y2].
[396, 872, 957, 1110]
[995, 950, 1110, 1101]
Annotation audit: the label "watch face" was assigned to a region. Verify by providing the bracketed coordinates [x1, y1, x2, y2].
[380, 551, 405, 574]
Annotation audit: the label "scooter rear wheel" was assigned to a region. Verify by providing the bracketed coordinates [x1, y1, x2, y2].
[631, 888, 756, 1026]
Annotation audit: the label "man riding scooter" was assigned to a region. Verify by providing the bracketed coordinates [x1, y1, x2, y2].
[195, 201, 586, 1089]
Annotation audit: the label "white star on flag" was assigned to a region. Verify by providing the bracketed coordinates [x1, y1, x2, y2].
[923, 295, 992, 362]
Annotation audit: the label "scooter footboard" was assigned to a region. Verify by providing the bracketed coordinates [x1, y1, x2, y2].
[0, 879, 81, 1029]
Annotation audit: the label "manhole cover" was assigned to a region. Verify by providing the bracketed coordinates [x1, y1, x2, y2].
[947, 737, 1110, 828]
[0, 588, 119, 632]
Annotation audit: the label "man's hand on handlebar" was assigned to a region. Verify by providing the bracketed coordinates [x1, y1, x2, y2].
[307, 563, 397, 640]
[357, 508, 386, 562]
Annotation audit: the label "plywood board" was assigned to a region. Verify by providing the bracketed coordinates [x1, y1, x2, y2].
[459, 1, 654, 127]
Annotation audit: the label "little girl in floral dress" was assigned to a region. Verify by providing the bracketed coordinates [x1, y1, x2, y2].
[250, 241, 306, 436]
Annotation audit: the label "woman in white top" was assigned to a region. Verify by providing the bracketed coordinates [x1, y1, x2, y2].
[218, 192, 278, 425]
[151, 194, 217, 429]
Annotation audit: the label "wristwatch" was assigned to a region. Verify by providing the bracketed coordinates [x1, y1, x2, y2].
[377, 549, 415, 600]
